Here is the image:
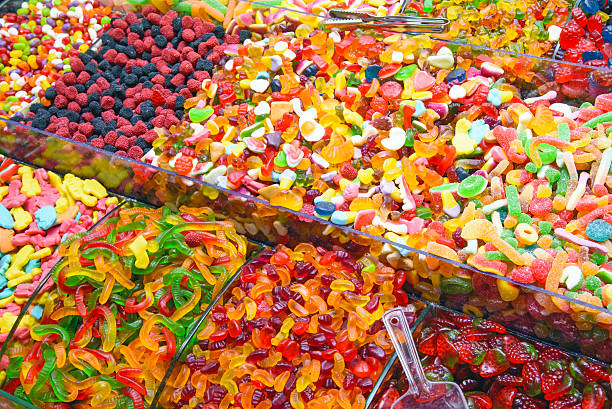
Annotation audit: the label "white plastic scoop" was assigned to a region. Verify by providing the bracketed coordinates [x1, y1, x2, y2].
[382, 307, 469, 409]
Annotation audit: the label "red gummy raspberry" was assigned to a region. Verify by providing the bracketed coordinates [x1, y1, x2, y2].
[77, 72, 90, 85]
[201, 22, 215, 33]
[127, 146, 144, 159]
[72, 132, 87, 143]
[115, 136, 130, 151]
[115, 53, 128, 66]
[143, 130, 158, 143]
[170, 74, 185, 88]
[182, 29, 195, 43]
[54, 95, 68, 108]
[339, 162, 358, 180]
[224, 34, 240, 44]
[74, 93, 88, 107]
[112, 18, 128, 30]
[104, 132, 118, 145]
[69, 58, 84, 73]
[90, 138, 105, 149]
[78, 123, 94, 137]
[160, 25, 174, 40]
[161, 48, 180, 64]
[187, 79, 201, 93]
[82, 112, 95, 122]
[101, 96, 115, 110]
[207, 51, 221, 64]
[179, 61, 193, 76]
[108, 27, 126, 41]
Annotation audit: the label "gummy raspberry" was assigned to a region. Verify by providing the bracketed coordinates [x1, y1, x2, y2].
[174, 155, 193, 175]
[72, 132, 87, 143]
[115, 136, 130, 151]
[224, 34, 240, 44]
[201, 22, 215, 33]
[54, 95, 68, 109]
[77, 71, 91, 85]
[104, 132, 118, 145]
[182, 29, 195, 43]
[454, 340, 486, 366]
[160, 25, 174, 40]
[78, 123, 94, 137]
[115, 53, 128, 66]
[187, 79, 201, 93]
[63, 72, 77, 85]
[70, 58, 85, 73]
[184, 231, 203, 248]
[127, 146, 144, 160]
[74, 93, 88, 107]
[170, 74, 185, 88]
[101, 96, 115, 110]
[108, 27, 126, 41]
[90, 138, 105, 149]
[179, 61, 193, 76]
[64, 86, 78, 100]
[339, 163, 358, 180]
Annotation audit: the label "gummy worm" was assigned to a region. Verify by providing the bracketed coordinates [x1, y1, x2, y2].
[528, 136, 575, 168]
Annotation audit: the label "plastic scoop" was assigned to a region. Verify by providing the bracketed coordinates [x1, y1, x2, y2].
[382, 307, 468, 409]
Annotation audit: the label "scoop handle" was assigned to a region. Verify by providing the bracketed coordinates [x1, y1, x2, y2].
[383, 307, 430, 396]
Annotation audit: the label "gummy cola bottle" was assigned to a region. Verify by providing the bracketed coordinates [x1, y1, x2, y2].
[383, 308, 468, 409]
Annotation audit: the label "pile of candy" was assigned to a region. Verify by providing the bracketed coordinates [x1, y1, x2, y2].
[558, 1, 612, 66]
[142, 21, 612, 347]
[0, 155, 117, 345]
[161, 244, 416, 409]
[13, 6, 252, 157]
[376, 310, 612, 409]
[0, 0, 117, 117]
[1, 204, 248, 408]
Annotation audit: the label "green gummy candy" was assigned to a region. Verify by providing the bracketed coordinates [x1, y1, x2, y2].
[518, 213, 532, 225]
[189, 107, 214, 123]
[538, 221, 553, 235]
[505, 185, 520, 217]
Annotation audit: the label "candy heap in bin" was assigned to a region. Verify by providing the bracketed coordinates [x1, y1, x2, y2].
[4, 0, 612, 408]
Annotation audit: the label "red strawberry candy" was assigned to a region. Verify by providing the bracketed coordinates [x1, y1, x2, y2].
[472, 318, 506, 334]
[417, 328, 438, 356]
[522, 361, 542, 397]
[455, 340, 486, 366]
[494, 386, 517, 409]
[478, 348, 510, 377]
[582, 382, 605, 409]
[464, 392, 492, 409]
[549, 395, 578, 409]
[542, 370, 573, 401]
[436, 330, 461, 368]
[503, 342, 538, 364]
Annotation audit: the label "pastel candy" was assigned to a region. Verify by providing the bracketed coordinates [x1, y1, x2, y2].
[413, 71, 436, 91]
[34, 206, 57, 230]
[0, 204, 14, 229]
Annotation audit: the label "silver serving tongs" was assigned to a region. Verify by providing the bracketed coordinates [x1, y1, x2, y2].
[383, 307, 468, 409]
[323, 9, 449, 34]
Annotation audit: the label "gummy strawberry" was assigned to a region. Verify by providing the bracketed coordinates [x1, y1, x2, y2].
[465, 392, 493, 409]
[538, 347, 569, 364]
[496, 374, 523, 387]
[582, 382, 605, 409]
[455, 340, 487, 366]
[542, 370, 573, 401]
[582, 361, 610, 383]
[522, 361, 542, 397]
[436, 330, 461, 368]
[423, 364, 454, 383]
[503, 342, 538, 364]
[511, 393, 543, 409]
[417, 328, 437, 356]
[479, 348, 510, 378]
[472, 318, 506, 334]
[461, 326, 491, 342]
[493, 386, 516, 409]
[549, 395, 579, 409]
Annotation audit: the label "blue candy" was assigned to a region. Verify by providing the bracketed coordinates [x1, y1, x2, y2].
[583, 50, 604, 62]
[364, 65, 381, 83]
[603, 25, 612, 43]
[330, 211, 348, 225]
[315, 201, 336, 216]
[582, 0, 601, 14]
[445, 68, 466, 83]
[586, 219, 612, 242]
[0, 204, 13, 229]
[30, 305, 44, 320]
[34, 206, 57, 230]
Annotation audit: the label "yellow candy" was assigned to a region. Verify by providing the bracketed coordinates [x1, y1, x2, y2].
[18, 167, 41, 197]
[497, 279, 520, 301]
[5, 245, 34, 280]
[31, 247, 52, 260]
[0, 186, 7, 201]
[515, 223, 538, 245]
[128, 235, 150, 269]
[83, 179, 107, 199]
[358, 168, 374, 185]
[9, 207, 32, 231]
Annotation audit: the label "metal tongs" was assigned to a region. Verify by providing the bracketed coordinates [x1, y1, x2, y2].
[323, 9, 449, 34]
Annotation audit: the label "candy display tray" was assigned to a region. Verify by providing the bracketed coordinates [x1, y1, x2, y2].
[366, 298, 612, 409]
[0, 198, 267, 409]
